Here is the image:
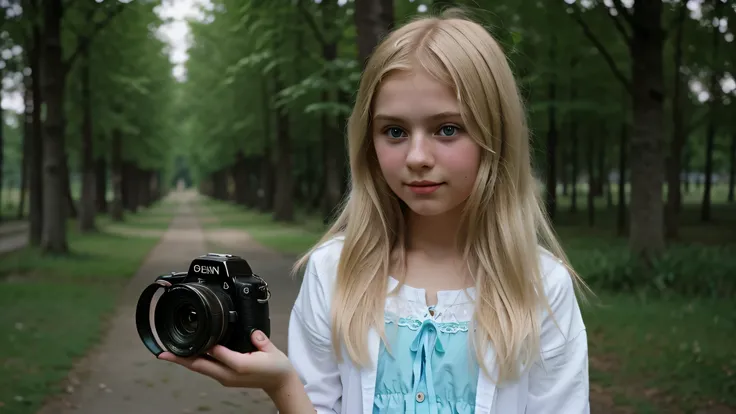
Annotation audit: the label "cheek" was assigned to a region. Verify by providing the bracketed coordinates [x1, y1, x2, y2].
[441, 141, 481, 183]
[373, 141, 405, 179]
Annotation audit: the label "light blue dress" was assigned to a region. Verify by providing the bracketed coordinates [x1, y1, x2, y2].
[373, 279, 479, 414]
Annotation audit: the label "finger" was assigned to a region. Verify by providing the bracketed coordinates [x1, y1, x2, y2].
[163, 353, 240, 385]
[207, 344, 268, 373]
[250, 330, 277, 353]
[207, 331, 275, 371]
[157, 351, 189, 363]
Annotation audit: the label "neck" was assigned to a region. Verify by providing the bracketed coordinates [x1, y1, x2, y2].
[405, 208, 464, 257]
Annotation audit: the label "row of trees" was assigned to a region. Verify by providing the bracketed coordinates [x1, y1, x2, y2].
[0, 0, 734, 261]
[0, 0, 176, 253]
[188, 0, 735, 261]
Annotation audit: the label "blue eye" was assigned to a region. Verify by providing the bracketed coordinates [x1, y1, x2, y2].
[438, 125, 459, 137]
[386, 127, 405, 139]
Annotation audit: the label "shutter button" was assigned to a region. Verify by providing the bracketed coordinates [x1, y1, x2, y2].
[416, 392, 425, 403]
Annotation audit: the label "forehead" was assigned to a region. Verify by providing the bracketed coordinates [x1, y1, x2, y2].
[372, 69, 459, 119]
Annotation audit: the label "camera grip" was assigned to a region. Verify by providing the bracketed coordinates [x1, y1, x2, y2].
[236, 282, 271, 349]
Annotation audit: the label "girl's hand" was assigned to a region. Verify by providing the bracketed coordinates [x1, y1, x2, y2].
[157, 330, 294, 395]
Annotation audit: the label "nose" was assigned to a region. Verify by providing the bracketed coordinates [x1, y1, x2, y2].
[406, 135, 434, 171]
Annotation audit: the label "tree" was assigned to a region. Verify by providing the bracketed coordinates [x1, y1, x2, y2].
[569, 0, 667, 259]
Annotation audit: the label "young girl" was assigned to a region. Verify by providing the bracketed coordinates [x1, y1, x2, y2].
[160, 10, 590, 414]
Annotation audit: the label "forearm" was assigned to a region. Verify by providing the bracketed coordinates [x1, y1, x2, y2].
[267, 372, 317, 414]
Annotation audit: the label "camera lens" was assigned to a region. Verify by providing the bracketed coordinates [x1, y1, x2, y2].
[175, 304, 198, 333]
[154, 284, 233, 357]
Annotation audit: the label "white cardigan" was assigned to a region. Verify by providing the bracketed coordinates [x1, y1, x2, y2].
[287, 237, 590, 414]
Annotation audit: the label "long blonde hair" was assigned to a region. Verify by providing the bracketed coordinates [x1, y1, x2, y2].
[294, 9, 587, 384]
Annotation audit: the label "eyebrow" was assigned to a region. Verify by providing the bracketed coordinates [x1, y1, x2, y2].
[373, 111, 462, 122]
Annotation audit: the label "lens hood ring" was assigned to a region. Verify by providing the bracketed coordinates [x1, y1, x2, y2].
[135, 282, 167, 357]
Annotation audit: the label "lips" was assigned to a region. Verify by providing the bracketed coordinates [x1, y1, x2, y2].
[406, 180, 443, 195]
[408, 180, 442, 187]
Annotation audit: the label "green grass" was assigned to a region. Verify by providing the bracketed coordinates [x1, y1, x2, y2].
[0, 220, 161, 414]
[95, 200, 178, 231]
[583, 293, 735, 412]
[196, 194, 736, 413]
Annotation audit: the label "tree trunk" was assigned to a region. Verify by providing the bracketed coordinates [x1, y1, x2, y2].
[628, 0, 666, 257]
[617, 122, 628, 237]
[320, 89, 340, 220]
[380, 0, 394, 31]
[700, 0, 721, 223]
[259, 80, 274, 212]
[595, 133, 605, 196]
[78, 42, 97, 232]
[664, 2, 687, 239]
[0, 69, 5, 222]
[273, 80, 294, 222]
[232, 152, 249, 206]
[64, 157, 76, 219]
[139, 169, 152, 208]
[28, 13, 43, 245]
[110, 130, 124, 221]
[338, 89, 351, 197]
[701, 116, 716, 222]
[728, 133, 735, 203]
[41, 0, 68, 254]
[570, 112, 579, 214]
[18, 88, 30, 220]
[354, 0, 389, 67]
[562, 146, 569, 197]
[545, 89, 558, 222]
[96, 157, 107, 213]
[124, 163, 140, 213]
[212, 168, 229, 201]
[587, 133, 595, 227]
[683, 147, 691, 194]
[244, 157, 260, 208]
[606, 171, 613, 209]
[320, 0, 343, 222]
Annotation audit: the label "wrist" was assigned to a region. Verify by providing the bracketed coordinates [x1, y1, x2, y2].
[265, 370, 304, 401]
[266, 370, 315, 413]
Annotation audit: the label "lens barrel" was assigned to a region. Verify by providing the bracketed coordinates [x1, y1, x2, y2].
[154, 284, 232, 357]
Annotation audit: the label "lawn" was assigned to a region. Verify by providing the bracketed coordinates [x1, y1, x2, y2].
[197, 193, 736, 413]
[94, 200, 178, 231]
[0, 212, 165, 413]
[583, 293, 735, 413]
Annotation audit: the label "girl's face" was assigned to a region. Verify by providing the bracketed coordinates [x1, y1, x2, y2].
[371, 68, 482, 219]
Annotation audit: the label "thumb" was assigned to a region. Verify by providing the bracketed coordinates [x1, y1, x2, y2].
[250, 330, 275, 352]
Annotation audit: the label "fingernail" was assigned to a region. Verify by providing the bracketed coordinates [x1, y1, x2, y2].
[255, 331, 265, 342]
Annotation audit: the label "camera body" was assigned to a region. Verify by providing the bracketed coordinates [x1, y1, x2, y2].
[135, 253, 271, 358]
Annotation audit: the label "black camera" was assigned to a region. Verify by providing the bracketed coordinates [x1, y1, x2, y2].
[135, 253, 271, 358]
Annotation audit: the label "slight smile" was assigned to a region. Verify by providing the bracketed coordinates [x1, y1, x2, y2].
[406, 180, 444, 195]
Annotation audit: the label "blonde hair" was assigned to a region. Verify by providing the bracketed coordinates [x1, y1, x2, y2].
[294, 9, 587, 384]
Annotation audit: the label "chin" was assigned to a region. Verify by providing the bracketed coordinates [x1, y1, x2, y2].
[403, 200, 455, 217]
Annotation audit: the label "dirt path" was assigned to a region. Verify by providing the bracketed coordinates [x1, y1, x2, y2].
[37, 191, 300, 414]
[32, 190, 648, 414]
[0, 221, 28, 255]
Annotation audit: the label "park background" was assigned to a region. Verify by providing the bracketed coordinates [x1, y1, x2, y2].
[0, 0, 734, 413]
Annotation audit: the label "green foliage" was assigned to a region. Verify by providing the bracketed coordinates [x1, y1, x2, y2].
[0, 220, 161, 414]
[570, 243, 736, 299]
[583, 292, 735, 411]
[1, 114, 23, 187]
[37, 0, 176, 177]
[179, 0, 360, 182]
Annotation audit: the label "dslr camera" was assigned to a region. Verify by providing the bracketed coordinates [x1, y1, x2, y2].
[135, 253, 271, 357]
